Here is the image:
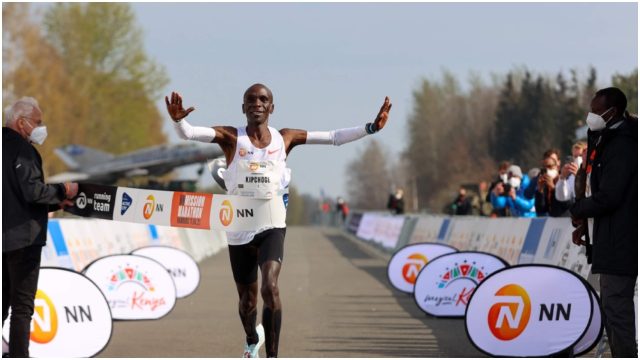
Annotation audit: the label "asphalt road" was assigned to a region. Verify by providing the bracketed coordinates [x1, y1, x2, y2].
[96, 226, 487, 357]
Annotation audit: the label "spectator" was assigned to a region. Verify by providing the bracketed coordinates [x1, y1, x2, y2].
[555, 141, 587, 202]
[335, 197, 349, 224]
[570, 87, 637, 358]
[387, 188, 405, 215]
[490, 165, 535, 217]
[471, 181, 493, 216]
[3, 97, 78, 357]
[487, 161, 510, 201]
[531, 149, 572, 217]
[451, 187, 472, 215]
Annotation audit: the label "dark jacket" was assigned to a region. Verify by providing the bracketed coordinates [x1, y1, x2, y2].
[570, 117, 638, 276]
[3, 127, 66, 252]
[532, 176, 572, 217]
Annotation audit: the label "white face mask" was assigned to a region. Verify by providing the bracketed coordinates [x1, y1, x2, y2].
[546, 169, 559, 179]
[508, 177, 521, 189]
[500, 173, 508, 183]
[586, 107, 614, 131]
[574, 156, 583, 167]
[24, 119, 48, 145]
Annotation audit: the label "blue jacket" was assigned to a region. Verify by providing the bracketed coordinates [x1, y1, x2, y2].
[490, 174, 536, 217]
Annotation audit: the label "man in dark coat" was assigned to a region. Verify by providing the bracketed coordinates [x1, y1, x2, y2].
[2, 97, 78, 357]
[570, 87, 637, 358]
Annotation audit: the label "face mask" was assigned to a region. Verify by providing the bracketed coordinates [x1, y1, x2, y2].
[586, 107, 613, 131]
[508, 177, 521, 189]
[546, 169, 559, 179]
[574, 156, 583, 167]
[500, 173, 508, 183]
[24, 119, 48, 145]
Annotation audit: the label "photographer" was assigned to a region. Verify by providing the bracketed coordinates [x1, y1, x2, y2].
[490, 165, 535, 217]
[555, 141, 587, 202]
[531, 149, 572, 217]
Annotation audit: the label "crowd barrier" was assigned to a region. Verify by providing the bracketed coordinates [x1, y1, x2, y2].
[346, 211, 638, 356]
[40, 218, 227, 272]
[346, 212, 590, 278]
[3, 218, 227, 357]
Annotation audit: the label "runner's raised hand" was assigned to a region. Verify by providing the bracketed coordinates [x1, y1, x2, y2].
[373, 96, 392, 131]
[165, 92, 195, 122]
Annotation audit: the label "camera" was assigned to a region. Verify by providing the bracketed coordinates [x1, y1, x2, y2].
[501, 181, 512, 196]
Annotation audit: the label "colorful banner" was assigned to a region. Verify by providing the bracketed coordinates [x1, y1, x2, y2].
[82, 255, 177, 320]
[2, 268, 112, 357]
[387, 243, 457, 293]
[413, 252, 508, 317]
[66, 183, 286, 232]
[131, 246, 200, 299]
[465, 265, 595, 357]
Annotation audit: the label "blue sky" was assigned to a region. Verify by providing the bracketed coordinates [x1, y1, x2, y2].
[129, 2, 638, 199]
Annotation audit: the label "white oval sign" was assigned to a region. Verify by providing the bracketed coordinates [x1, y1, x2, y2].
[2, 267, 112, 357]
[572, 283, 603, 356]
[387, 243, 457, 293]
[414, 252, 508, 317]
[131, 246, 200, 298]
[465, 265, 593, 357]
[83, 255, 177, 320]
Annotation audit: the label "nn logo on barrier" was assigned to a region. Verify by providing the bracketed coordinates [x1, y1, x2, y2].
[220, 200, 234, 226]
[402, 253, 428, 284]
[488, 284, 531, 340]
[219, 200, 254, 227]
[488, 283, 574, 341]
[30, 290, 58, 344]
[143, 195, 163, 220]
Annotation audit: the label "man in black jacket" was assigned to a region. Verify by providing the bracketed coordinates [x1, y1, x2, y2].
[570, 87, 637, 357]
[2, 97, 78, 357]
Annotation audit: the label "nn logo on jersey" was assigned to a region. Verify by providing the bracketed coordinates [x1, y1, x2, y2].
[488, 284, 531, 341]
[402, 253, 428, 284]
[143, 195, 163, 220]
[30, 290, 58, 344]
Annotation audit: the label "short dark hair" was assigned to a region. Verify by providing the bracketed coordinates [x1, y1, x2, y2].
[595, 87, 627, 115]
[244, 83, 273, 101]
[543, 148, 560, 160]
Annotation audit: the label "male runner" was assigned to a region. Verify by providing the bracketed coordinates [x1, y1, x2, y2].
[165, 84, 391, 357]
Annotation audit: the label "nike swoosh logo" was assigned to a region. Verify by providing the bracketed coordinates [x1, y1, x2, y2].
[268, 149, 280, 155]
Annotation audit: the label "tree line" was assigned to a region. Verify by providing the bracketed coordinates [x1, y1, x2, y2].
[347, 68, 638, 212]
[3, 3, 168, 177]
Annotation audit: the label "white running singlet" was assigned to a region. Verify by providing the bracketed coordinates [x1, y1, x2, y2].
[224, 126, 290, 245]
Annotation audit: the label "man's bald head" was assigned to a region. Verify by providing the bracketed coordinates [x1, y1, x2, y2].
[244, 83, 273, 102]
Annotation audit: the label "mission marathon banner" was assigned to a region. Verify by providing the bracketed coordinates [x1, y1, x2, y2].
[65, 183, 286, 232]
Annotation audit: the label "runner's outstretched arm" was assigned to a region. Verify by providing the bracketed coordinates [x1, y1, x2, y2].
[280, 96, 392, 154]
[165, 91, 237, 145]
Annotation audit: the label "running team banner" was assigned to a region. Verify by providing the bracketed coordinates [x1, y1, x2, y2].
[413, 252, 508, 317]
[82, 255, 177, 320]
[131, 246, 200, 298]
[2, 268, 112, 357]
[387, 243, 457, 293]
[465, 265, 601, 357]
[65, 183, 286, 232]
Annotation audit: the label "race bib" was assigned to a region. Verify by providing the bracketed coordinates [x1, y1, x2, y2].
[233, 160, 289, 199]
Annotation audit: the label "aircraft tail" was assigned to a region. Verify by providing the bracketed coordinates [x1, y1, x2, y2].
[54, 145, 114, 170]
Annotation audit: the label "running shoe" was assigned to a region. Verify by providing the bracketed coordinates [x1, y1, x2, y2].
[243, 324, 265, 358]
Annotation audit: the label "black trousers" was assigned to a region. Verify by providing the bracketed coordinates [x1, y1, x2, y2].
[599, 274, 638, 358]
[2, 245, 42, 358]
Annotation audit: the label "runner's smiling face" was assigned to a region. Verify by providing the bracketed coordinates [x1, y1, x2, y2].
[242, 85, 274, 126]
